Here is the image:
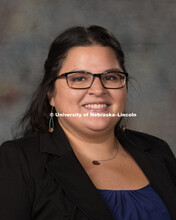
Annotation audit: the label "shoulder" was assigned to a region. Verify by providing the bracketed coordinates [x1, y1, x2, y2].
[121, 128, 175, 158]
[120, 129, 176, 183]
[0, 132, 50, 181]
[124, 128, 168, 146]
[0, 132, 40, 159]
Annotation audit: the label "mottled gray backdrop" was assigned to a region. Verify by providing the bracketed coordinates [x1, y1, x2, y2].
[0, 0, 176, 155]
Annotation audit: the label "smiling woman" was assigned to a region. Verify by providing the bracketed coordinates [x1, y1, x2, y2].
[49, 46, 127, 137]
[0, 26, 176, 220]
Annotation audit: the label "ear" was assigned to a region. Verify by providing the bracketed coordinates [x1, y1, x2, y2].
[47, 91, 55, 107]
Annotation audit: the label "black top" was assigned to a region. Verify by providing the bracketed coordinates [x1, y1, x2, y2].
[0, 122, 176, 220]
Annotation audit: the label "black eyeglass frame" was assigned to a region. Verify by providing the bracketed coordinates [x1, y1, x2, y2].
[54, 70, 128, 89]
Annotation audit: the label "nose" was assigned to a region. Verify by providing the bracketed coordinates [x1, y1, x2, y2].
[88, 76, 106, 96]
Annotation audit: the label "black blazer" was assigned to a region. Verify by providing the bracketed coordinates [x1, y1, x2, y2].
[0, 123, 176, 220]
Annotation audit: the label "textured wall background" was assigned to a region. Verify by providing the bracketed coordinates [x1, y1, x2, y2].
[0, 0, 175, 155]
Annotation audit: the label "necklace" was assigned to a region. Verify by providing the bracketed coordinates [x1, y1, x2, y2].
[73, 141, 118, 165]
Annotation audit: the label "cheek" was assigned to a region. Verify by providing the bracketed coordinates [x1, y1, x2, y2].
[121, 91, 127, 104]
[114, 88, 126, 101]
[112, 89, 127, 109]
[52, 87, 86, 112]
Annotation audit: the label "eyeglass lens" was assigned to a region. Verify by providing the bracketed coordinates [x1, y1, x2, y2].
[67, 72, 125, 89]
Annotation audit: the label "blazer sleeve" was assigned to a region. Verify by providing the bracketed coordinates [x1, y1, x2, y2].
[0, 141, 32, 220]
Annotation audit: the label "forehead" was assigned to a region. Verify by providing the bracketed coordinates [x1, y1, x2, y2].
[60, 45, 122, 73]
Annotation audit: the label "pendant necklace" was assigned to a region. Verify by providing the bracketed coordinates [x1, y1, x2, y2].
[73, 141, 118, 165]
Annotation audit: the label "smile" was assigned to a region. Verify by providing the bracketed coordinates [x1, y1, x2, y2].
[84, 104, 108, 109]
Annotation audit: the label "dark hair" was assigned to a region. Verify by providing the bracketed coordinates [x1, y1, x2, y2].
[14, 25, 128, 137]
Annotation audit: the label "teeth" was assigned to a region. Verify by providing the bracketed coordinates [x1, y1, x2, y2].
[84, 104, 108, 109]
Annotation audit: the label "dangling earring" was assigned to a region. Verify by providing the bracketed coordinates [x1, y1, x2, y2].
[121, 116, 128, 132]
[48, 106, 54, 133]
[121, 125, 126, 132]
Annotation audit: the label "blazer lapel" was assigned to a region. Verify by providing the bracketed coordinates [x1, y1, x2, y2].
[45, 151, 114, 220]
[118, 132, 176, 219]
[40, 123, 113, 220]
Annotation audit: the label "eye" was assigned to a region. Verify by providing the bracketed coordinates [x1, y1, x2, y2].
[71, 76, 87, 82]
[68, 73, 89, 82]
[103, 73, 121, 81]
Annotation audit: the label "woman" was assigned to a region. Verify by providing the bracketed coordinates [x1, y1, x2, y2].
[0, 25, 175, 220]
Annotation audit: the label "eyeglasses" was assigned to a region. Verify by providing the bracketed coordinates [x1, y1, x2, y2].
[54, 70, 128, 89]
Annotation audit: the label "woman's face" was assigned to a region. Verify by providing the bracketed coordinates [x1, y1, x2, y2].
[50, 45, 127, 136]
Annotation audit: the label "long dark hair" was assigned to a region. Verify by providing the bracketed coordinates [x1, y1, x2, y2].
[14, 25, 128, 138]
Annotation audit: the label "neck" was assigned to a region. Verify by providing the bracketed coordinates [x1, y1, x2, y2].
[58, 122, 118, 160]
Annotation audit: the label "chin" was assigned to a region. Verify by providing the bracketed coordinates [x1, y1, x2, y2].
[85, 119, 117, 133]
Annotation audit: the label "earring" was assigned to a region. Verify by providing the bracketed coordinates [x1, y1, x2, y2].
[121, 125, 126, 132]
[121, 117, 128, 132]
[48, 106, 54, 133]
